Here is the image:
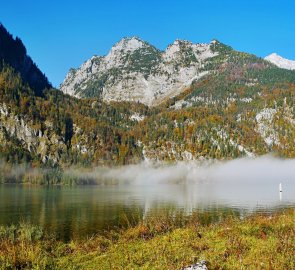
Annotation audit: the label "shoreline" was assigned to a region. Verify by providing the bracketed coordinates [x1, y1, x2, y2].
[0, 209, 294, 269]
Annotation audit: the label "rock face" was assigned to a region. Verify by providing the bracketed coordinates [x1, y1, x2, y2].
[60, 37, 219, 106]
[0, 103, 96, 164]
[0, 103, 66, 163]
[265, 53, 295, 70]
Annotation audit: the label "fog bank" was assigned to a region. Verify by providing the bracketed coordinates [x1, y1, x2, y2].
[88, 155, 295, 186]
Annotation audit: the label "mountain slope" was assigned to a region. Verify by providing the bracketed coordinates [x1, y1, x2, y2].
[0, 64, 147, 166]
[60, 37, 220, 106]
[168, 49, 295, 110]
[0, 26, 294, 170]
[0, 24, 51, 95]
[61, 38, 295, 107]
[265, 53, 295, 70]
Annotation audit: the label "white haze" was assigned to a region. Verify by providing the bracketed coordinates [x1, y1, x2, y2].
[79, 155, 294, 212]
[82, 155, 295, 186]
[1, 155, 294, 213]
[62, 155, 295, 211]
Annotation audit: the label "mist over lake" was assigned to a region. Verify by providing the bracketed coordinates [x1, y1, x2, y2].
[0, 156, 294, 240]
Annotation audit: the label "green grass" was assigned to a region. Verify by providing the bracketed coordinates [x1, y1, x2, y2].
[0, 209, 294, 269]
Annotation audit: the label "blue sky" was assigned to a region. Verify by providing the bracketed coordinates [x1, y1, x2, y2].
[1, 0, 295, 87]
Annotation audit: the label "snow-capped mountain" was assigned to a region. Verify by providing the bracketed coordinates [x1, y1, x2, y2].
[265, 53, 295, 70]
[60, 37, 220, 106]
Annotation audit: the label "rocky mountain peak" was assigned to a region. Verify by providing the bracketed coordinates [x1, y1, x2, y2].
[165, 39, 193, 57]
[265, 53, 295, 70]
[110, 36, 146, 52]
[60, 37, 222, 105]
[102, 37, 160, 70]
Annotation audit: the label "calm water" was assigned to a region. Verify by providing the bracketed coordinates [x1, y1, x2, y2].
[0, 175, 294, 240]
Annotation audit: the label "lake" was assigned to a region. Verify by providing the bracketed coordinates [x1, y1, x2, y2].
[0, 174, 294, 240]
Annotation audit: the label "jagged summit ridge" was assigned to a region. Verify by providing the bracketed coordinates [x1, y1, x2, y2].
[60, 37, 220, 106]
[110, 36, 146, 52]
[265, 53, 295, 70]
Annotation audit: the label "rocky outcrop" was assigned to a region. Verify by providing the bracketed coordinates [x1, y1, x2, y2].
[0, 103, 66, 163]
[265, 53, 295, 70]
[60, 37, 220, 106]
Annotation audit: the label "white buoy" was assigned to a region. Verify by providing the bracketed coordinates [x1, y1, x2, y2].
[279, 183, 282, 193]
[279, 183, 282, 202]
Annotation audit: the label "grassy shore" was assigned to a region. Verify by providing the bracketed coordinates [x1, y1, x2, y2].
[0, 209, 294, 270]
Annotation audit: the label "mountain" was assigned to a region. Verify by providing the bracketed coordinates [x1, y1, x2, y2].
[60, 37, 223, 106]
[265, 53, 295, 70]
[0, 26, 295, 174]
[0, 24, 51, 95]
[61, 37, 295, 108]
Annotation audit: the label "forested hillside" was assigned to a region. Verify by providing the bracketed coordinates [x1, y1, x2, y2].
[0, 64, 148, 167]
[0, 24, 294, 175]
[0, 24, 51, 96]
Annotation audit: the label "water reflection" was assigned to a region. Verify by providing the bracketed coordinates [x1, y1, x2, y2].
[0, 179, 294, 240]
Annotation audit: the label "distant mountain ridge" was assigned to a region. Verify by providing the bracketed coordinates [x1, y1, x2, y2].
[0, 23, 51, 95]
[61, 37, 295, 107]
[265, 53, 295, 70]
[60, 37, 223, 106]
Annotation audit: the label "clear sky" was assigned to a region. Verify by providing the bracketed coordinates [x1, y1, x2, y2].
[1, 0, 295, 87]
